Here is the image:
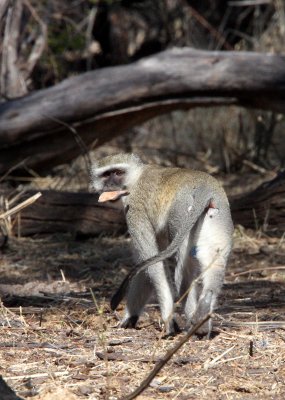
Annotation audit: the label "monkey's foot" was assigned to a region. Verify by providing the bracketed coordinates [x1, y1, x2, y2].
[164, 318, 181, 336]
[187, 291, 213, 337]
[186, 315, 212, 338]
[120, 315, 139, 329]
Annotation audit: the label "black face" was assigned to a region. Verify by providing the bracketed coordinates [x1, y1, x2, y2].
[100, 168, 126, 191]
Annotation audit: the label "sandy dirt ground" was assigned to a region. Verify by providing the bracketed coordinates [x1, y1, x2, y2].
[0, 227, 285, 399]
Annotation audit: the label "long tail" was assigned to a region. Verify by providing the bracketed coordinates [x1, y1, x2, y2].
[110, 195, 213, 310]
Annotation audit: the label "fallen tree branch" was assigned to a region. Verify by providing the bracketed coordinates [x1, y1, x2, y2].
[1, 47, 285, 174]
[4, 170, 284, 236]
[7, 190, 125, 236]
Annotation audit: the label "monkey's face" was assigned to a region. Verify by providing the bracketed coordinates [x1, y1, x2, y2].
[90, 154, 144, 202]
[91, 168, 126, 192]
[91, 166, 130, 202]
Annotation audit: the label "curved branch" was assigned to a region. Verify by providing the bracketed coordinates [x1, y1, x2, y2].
[0, 47, 285, 174]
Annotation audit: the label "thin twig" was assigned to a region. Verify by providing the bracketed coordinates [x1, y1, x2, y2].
[42, 114, 91, 173]
[22, 0, 47, 76]
[221, 320, 285, 329]
[0, 192, 42, 220]
[242, 159, 268, 174]
[204, 345, 235, 370]
[187, 4, 233, 50]
[6, 371, 69, 380]
[0, 159, 29, 183]
[120, 313, 211, 400]
[231, 266, 285, 277]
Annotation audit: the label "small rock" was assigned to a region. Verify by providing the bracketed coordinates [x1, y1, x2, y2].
[159, 386, 175, 393]
[247, 247, 260, 255]
[108, 337, 132, 346]
[77, 385, 93, 396]
[150, 379, 161, 388]
[260, 245, 274, 255]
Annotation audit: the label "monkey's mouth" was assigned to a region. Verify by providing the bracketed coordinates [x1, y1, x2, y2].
[98, 190, 129, 203]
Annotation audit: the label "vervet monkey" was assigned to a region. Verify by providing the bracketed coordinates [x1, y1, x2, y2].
[91, 154, 233, 335]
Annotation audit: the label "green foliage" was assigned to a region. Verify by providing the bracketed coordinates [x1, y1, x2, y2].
[48, 26, 85, 54]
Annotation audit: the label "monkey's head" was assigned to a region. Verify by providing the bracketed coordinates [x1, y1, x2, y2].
[90, 153, 144, 202]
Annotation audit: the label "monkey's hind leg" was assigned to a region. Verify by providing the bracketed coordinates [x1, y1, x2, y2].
[174, 238, 200, 325]
[185, 213, 232, 337]
[151, 263, 180, 335]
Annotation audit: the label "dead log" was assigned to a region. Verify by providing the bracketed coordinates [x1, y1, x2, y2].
[10, 191, 126, 237]
[5, 171, 285, 236]
[1, 47, 285, 175]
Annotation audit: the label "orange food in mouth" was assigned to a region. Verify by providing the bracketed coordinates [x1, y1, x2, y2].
[98, 190, 129, 202]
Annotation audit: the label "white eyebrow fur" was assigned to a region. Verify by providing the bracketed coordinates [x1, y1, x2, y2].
[93, 163, 130, 175]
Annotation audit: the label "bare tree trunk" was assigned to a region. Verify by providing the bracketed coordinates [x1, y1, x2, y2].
[0, 0, 46, 100]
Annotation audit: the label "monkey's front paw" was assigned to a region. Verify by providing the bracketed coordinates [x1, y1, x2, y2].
[120, 315, 139, 329]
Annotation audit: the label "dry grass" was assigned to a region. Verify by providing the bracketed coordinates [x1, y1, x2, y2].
[0, 226, 284, 400]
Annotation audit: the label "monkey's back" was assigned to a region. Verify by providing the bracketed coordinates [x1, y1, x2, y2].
[128, 165, 230, 232]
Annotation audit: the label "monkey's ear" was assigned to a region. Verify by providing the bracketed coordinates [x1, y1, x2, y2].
[98, 190, 129, 202]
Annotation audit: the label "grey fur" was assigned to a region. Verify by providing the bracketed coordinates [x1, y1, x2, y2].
[91, 154, 234, 336]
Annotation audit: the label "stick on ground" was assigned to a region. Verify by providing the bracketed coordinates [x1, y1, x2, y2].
[121, 313, 212, 400]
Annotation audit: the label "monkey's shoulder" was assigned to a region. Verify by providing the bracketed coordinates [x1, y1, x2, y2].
[129, 166, 226, 209]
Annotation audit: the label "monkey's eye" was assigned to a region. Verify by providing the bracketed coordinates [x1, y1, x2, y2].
[101, 171, 111, 178]
[114, 169, 124, 176]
